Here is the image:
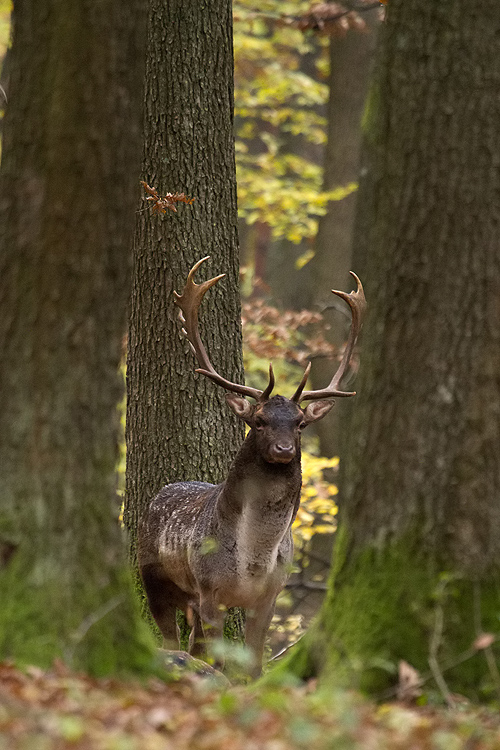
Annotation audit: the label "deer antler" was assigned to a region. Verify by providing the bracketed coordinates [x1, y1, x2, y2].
[291, 272, 366, 403]
[174, 257, 274, 401]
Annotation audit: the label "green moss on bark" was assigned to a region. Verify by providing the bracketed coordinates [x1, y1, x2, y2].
[276, 0, 500, 704]
[0, 0, 151, 675]
[281, 528, 500, 700]
[0, 550, 155, 676]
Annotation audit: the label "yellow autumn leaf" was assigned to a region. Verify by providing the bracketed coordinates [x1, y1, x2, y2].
[295, 527, 315, 541]
[298, 510, 315, 524]
[314, 524, 336, 534]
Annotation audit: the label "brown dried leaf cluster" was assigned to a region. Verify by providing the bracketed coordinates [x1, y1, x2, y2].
[140, 181, 195, 214]
[235, 2, 384, 38]
[473, 633, 496, 651]
[295, 3, 368, 35]
[396, 660, 423, 702]
[242, 297, 336, 365]
[3, 660, 500, 750]
[292, 0, 384, 35]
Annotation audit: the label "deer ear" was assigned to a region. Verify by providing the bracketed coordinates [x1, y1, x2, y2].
[302, 399, 334, 425]
[225, 393, 254, 421]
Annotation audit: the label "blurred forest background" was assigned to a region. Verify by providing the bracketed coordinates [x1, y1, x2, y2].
[0, 0, 380, 661]
[2, 0, 500, 746]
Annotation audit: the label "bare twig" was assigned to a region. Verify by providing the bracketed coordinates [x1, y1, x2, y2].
[234, 1, 381, 27]
[298, 549, 331, 567]
[286, 581, 328, 591]
[269, 634, 305, 662]
[473, 581, 500, 700]
[377, 636, 500, 702]
[428, 597, 456, 708]
[484, 646, 500, 699]
[318, 300, 355, 320]
[64, 596, 124, 665]
[428, 655, 455, 708]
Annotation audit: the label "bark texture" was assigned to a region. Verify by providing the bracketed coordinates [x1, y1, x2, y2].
[0, 1, 152, 673]
[284, 0, 500, 699]
[304, 13, 378, 458]
[124, 0, 245, 637]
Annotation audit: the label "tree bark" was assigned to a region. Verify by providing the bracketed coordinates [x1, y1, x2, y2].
[284, 0, 500, 700]
[0, 0, 152, 673]
[124, 0, 245, 639]
[304, 12, 378, 459]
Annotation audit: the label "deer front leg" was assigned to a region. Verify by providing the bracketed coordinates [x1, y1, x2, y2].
[245, 595, 277, 678]
[198, 592, 226, 669]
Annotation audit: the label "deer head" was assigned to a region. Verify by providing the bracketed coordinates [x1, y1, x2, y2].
[173, 257, 366, 458]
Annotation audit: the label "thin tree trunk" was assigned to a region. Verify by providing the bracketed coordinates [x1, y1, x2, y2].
[283, 0, 500, 700]
[124, 0, 245, 640]
[305, 11, 378, 458]
[0, 0, 152, 673]
[299, 16, 378, 590]
[265, 48, 323, 312]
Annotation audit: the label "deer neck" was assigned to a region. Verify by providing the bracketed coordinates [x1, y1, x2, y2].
[211, 433, 301, 581]
[217, 431, 302, 524]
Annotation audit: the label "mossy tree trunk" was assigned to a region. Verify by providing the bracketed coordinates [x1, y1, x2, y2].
[0, 0, 154, 674]
[284, 0, 500, 700]
[124, 0, 245, 640]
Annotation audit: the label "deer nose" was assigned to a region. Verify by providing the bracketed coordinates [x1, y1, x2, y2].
[271, 443, 296, 463]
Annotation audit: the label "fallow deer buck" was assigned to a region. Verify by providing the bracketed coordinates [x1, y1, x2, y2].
[138, 257, 365, 677]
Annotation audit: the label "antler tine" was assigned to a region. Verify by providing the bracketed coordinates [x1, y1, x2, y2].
[291, 361, 311, 403]
[260, 363, 275, 401]
[174, 257, 272, 401]
[298, 272, 366, 403]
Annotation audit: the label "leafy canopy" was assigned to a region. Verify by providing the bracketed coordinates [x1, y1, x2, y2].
[234, 1, 358, 243]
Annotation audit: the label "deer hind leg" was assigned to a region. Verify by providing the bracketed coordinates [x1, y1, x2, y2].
[245, 596, 277, 678]
[140, 563, 189, 649]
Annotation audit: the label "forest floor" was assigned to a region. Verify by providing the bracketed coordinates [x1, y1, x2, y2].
[2, 660, 500, 749]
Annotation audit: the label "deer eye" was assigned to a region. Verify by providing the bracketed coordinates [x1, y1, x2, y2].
[299, 421, 307, 430]
[254, 416, 267, 430]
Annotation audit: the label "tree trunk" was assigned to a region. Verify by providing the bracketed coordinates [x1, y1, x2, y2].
[124, 0, 245, 640]
[284, 0, 500, 700]
[304, 12, 378, 459]
[0, 0, 152, 673]
[265, 48, 323, 312]
[298, 16, 378, 591]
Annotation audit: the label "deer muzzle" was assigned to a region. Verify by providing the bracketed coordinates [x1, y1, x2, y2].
[268, 442, 296, 463]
